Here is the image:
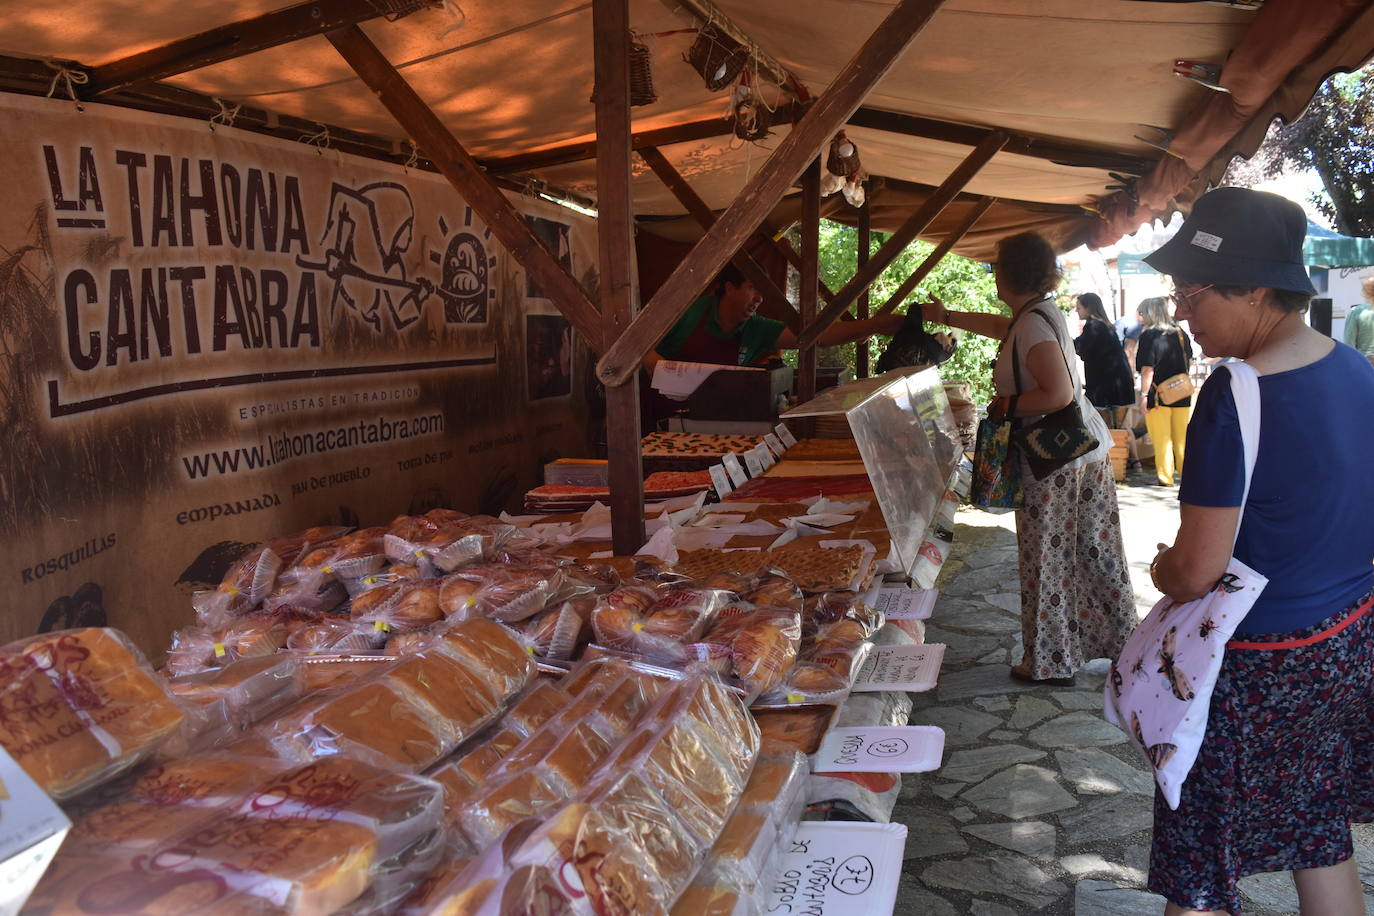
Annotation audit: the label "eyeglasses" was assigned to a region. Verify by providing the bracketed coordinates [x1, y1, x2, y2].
[1169, 284, 1214, 308]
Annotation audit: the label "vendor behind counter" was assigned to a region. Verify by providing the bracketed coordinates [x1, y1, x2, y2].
[642, 264, 905, 373]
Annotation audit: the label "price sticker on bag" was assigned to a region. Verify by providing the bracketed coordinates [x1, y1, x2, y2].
[775, 423, 797, 447]
[708, 464, 732, 497]
[722, 452, 749, 487]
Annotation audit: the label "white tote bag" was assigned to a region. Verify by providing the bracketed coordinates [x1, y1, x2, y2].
[1103, 363, 1267, 810]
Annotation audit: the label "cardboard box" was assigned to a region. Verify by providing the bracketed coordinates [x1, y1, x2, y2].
[0, 748, 70, 915]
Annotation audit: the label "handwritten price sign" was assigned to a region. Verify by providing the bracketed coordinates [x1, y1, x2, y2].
[813, 725, 945, 774]
[763, 822, 907, 916]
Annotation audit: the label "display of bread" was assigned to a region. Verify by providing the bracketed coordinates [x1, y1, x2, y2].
[70, 478, 903, 914]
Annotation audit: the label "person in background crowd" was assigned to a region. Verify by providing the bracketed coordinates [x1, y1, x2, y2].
[1074, 292, 1140, 468]
[1115, 308, 1144, 368]
[1135, 296, 1194, 486]
[1143, 187, 1374, 916]
[922, 233, 1134, 687]
[1343, 275, 1374, 362]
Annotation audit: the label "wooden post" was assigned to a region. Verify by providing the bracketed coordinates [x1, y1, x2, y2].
[798, 160, 821, 403]
[592, 0, 645, 555]
[325, 25, 604, 348]
[639, 147, 801, 331]
[595, 0, 949, 387]
[794, 130, 1007, 349]
[873, 196, 997, 317]
[855, 201, 872, 377]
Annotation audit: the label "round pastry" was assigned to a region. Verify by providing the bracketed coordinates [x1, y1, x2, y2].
[788, 663, 847, 695]
[438, 575, 484, 618]
[746, 576, 802, 610]
[349, 582, 402, 618]
[390, 584, 442, 629]
[822, 618, 869, 643]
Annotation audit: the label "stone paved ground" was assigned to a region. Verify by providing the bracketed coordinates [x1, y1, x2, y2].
[893, 472, 1374, 915]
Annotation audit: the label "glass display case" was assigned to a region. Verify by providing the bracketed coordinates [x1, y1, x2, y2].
[783, 368, 961, 578]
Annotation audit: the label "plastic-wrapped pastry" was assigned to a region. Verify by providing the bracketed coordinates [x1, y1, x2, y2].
[0, 628, 184, 800]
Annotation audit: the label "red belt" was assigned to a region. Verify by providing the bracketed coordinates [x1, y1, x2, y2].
[1226, 592, 1374, 650]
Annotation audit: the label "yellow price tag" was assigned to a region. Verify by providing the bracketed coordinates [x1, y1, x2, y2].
[213, 642, 226, 658]
[786, 693, 804, 705]
[374, 620, 390, 632]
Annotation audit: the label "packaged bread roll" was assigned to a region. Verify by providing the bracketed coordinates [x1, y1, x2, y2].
[434, 619, 535, 699]
[0, 628, 184, 800]
[507, 769, 702, 916]
[129, 753, 279, 808]
[267, 680, 455, 770]
[503, 682, 571, 737]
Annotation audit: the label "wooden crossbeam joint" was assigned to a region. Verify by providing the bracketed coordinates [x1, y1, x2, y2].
[873, 195, 997, 318]
[88, 0, 438, 96]
[638, 147, 802, 332]
[595, 0, 949, 387]
[794, 130, 1007, 349]
[325, 24, 603, 349]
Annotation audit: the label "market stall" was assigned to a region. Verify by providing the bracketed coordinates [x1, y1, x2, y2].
[3, 1, 1373, 913]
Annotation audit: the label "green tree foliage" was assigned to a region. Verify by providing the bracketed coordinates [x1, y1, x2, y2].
[1232, 64, 1374, 235]
[808, 219, 1006, 402]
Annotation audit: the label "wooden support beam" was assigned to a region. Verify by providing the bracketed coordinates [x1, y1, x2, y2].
[596, 0, 948, 386]
[798, 160, 821, 403]
[638, 147, 801, 332]
[849, 107, 1151, 175]
[855, 201, 872, 377]
[481, 107, 802, 174]
[795, 130, 1007, 349]
[593, 0, 646, 554]
[326, 25, 603, 349]
[476, 104, 1143, 182]
[874, 195, 997, 318]
[87, 0, 436, 95]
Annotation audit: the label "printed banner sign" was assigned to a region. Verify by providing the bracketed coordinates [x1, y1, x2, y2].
[0, 94, 597, 655]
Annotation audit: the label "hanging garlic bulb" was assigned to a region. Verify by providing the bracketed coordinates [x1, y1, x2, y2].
[820, 171, 846, 197]
[842, 176, 866, 208]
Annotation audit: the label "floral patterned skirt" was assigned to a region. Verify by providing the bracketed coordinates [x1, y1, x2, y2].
[1148, 588, 1374, 914]
[1013, 455, 1135, 679]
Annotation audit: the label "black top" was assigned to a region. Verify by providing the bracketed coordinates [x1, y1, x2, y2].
[1136, 326, 1195, 408]
[1073, 318, 1135, 408]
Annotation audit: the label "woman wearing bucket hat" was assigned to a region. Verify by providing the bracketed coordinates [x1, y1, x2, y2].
[1142, 187, 1374, 916]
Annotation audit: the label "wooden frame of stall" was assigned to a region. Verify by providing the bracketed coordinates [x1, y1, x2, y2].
[5, 0, 1013, 555]
[9, 0, 1357, 556]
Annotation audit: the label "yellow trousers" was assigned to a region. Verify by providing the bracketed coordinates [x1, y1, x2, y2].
[1145, 404, 1190, 485]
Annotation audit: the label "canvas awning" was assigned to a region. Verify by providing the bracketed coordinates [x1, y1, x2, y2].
[0, 0, 1371, 261]
[1305, 219, 1374, 267]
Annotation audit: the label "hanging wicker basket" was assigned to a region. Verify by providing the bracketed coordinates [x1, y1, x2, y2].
[686, 22, 749, 92]
[826, 131, 862, 177]
[589, 38, 657, 108]
[629, 40, 657, 107]
[733, 96, 772, 141]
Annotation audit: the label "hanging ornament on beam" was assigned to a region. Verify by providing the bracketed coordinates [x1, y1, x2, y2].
[685, 21, 748, 91]
[732, 74, 772, 141]
[822, 131, 864, 205]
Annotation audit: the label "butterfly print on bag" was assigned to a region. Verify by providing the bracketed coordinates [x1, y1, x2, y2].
[1132, 711, 1179, 769]
[1158, 627, 1195, 701]
[1215, 573, 1243, 594]
[1197, 618, 1217, 639]
[1109, 662, 1123, 699]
